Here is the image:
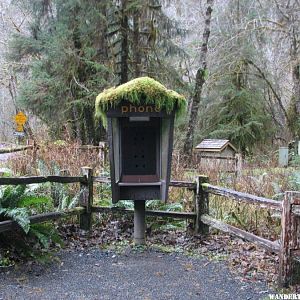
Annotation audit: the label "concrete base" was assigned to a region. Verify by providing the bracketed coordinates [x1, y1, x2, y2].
[134, 200, 146, 245]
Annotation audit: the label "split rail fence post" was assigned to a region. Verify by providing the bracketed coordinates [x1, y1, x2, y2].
[195, 175, 209, 235]
[278, 192, 293, 287]
[279, 191, 300, 287]
[79, 167, 93, 231]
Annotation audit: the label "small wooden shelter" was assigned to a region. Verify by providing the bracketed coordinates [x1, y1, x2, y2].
[194, 139, 239, 173]
[195, 139, 237, 158]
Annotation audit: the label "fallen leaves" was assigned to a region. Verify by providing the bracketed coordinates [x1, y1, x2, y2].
[54, 216, 279, 288]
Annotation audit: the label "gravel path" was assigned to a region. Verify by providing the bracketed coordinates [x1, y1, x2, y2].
[0, 248, 272, 300]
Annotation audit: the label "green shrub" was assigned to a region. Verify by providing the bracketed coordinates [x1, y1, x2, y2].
[0, 184, 62, 254]
[0, 185, 53, 233]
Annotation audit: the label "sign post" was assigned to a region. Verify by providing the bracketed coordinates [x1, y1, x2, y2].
[13, 112, 27, 142]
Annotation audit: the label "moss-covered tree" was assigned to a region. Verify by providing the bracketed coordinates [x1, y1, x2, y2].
[107, 0, 188, 86]
[8, 0, 188, 143]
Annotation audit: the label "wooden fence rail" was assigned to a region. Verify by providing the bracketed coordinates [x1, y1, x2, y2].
[200, 214, 280, 253]
[204, 183, 282, 210]
[0, 176, 87, 185]
[93, 177, 197, 190]
[0, 168, 299, 287]
[199, 179, 300, 287]
[0, 168, 90, 233]
[92, 206, 196, 219]
[0, 145, 34, 154]
[0, 207, 85, 233]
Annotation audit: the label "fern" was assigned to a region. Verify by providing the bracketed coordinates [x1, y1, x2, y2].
[67, 190, 83, 209]
[1, 185, 26, 208]
[30, 228, 51, 249]
[18, 196, 52, 208]
[0, 183, 64, 256]
[0, 207, 30, 233]
[30, 223, 63, 248]
[114, 200, 134, 209]
[0, 185, 52, 234]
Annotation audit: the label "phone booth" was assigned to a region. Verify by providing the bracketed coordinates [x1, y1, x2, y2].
[96, 77, 186, 244]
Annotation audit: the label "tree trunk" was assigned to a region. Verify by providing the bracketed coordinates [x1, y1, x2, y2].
[182, 0, 214, 159]
[73, 104, 85, 144]
[83, 106, 95, 145]
[289, 27, 300, 138]
[133, 9, 141, 78]
[292, 62, 300, 116]
[120, 0, 129, 84]
[68, 108, 77, 140]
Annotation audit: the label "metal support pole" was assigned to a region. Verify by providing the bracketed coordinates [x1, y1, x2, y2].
[134, 200, 146, 245]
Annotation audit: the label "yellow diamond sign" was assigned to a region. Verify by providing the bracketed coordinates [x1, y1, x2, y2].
[14, 112, 27, 125]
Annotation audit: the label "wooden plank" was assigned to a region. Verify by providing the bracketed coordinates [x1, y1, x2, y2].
[0, 145, 34, 154]
[118, 182, 162, 186]
[0, 207, 85, 233]
[201, 214, 280, 253]
[91, 206, 196, 219]
[204, 184, 282, 210]
[0, 176, 87, 185]
[93, 177, 197, 190]
[169, 181, 196, 190]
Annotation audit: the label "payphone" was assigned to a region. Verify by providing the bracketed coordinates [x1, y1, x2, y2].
[96, 77, 186, 243]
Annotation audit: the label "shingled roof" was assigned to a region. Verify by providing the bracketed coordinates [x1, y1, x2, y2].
[195, 139, 237, 152]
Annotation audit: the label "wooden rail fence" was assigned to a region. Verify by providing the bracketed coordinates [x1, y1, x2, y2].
[0, 145, 35, 154]
[0, 168, 299, 287]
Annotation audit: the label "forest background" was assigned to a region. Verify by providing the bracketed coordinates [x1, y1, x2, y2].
[0, 0, 299, 157]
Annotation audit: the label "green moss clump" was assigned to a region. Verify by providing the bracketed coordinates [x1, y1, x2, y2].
[95, 77, 187, 126]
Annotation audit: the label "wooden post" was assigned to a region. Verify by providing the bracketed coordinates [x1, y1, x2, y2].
[134, 200, 146, 245]
[279, 191, 294, 287]
[79, 167, 93, 231]
[99, 142, 108, 166]
[195, 175, 209, 235]
[33, 140, 38, 165]
[235, 153, 242, 177]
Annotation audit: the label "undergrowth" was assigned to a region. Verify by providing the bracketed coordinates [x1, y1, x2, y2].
[0, 183, 63, 266]
[2, 141, 300, 245]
